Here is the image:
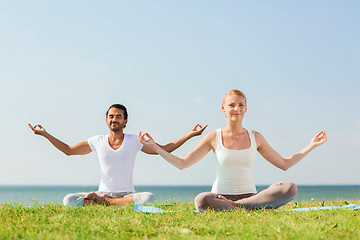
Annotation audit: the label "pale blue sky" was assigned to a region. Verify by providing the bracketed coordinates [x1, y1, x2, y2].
[1, 1, 359, 186]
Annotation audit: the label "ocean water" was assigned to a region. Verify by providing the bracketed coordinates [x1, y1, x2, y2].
[0, 185, 359, 204]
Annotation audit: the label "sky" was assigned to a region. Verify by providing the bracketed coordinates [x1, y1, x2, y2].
[0, 1, 359, 186]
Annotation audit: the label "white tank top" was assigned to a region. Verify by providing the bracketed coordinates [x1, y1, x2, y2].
[211, 128, 257, 195]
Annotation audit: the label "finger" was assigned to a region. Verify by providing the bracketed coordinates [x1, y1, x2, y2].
[200, 124, 208, 131]
[217, 195, 225, 200]
[192, 124, 200, 131]
[145, 133, 152, 140]
[138, 131, 142, 138]
[315, 131, 323, 138]
[140, 132, 147, 140]
[33, 125, 42, 130]
[323, 131, 328, 142]
[139, 132, 151, 141]
[28, 123, 34, 130]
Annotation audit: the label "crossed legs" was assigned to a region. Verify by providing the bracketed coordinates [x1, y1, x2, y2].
[194, 182, 298, 212]
[63, 191, 156, 207]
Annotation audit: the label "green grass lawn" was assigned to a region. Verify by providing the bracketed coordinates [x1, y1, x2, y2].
[1, 200, 359, 239]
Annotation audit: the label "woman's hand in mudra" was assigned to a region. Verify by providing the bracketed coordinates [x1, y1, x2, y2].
[310, 131, 327, 148]
[138, 132, 156, 147]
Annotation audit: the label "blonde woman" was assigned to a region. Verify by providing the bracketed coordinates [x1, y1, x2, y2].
[139, 90, 327, 211]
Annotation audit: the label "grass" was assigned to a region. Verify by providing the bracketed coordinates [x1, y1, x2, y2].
[1, 200, 359, 239]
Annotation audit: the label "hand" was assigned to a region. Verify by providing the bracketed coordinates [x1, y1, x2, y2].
[28, 123, 46, 136]
[138, 131, 156, 146]
[217, 195, 237, 206]
[189, 124, 208, 137]
[84, 192, 110, 205]
[310, 130, 327, 148]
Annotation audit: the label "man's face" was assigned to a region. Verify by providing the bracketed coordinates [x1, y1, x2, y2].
[106, 107, 127, 132]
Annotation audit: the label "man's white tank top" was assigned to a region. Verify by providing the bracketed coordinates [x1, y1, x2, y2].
[211, 128, 257, 195]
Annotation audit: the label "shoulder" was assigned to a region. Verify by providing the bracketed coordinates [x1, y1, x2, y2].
[88, 135, 105, 142]
[203, 130, 217, 141]
[252, 131, 267, 146]
[124, 133, 142, 147]
[87, 135, 106, 150]
[251, 130, 263, 138]
[125, 133, 138, 138]
[124, 133, 140, 142]
[199, 130, 217, 149]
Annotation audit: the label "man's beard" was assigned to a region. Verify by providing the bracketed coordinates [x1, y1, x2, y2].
[110, 123, 124, 132]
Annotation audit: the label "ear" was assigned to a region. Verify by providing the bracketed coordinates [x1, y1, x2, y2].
[221, 104, 225, 113]
[221, 104, 228, 118]
[124, 119, 128, 127]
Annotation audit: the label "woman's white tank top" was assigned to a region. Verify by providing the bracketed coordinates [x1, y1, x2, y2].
[211, 128, 257, 195]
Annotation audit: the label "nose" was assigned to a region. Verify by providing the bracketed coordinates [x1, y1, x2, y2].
[234, 106, 240, 111]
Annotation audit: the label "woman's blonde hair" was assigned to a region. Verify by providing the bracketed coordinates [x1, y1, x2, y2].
[222, 90, 247, 104]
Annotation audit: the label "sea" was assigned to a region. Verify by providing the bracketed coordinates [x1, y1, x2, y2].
[1, 185, 359, 204]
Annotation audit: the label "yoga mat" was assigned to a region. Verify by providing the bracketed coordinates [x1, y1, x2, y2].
[133, 204, 175, 213]
[283, 204, 360, 212]
[6, 204, 43, 208]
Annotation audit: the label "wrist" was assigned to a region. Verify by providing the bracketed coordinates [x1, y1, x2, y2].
[309, 143, 317, 151]
[187, 132, 195, 139]
[154, 142, 162, 148]
[41, 132, 49, 138]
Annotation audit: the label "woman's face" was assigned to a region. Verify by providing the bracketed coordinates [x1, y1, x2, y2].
[221, 94, 247, 120]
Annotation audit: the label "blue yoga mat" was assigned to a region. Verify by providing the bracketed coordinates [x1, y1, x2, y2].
[133, 204, 175, 213]
[133, 204, 360, 213]
[6, 204, 43, 208]
[283, 204, 360, 212]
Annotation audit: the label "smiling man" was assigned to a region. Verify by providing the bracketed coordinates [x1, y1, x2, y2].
[29, 104, 207, 206]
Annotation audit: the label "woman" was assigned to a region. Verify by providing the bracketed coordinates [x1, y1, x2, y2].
[139, 90, 327, 211]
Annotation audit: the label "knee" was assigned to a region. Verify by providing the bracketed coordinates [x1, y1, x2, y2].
[142, 192, 156, 203]
[133, 192, 156, 204]
[280, 182, 298, 198]
[63, 193, 84, 207]
[194, 192, 214, 210]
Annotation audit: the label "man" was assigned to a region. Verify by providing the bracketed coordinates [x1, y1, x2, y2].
[29, 104, 207, 206]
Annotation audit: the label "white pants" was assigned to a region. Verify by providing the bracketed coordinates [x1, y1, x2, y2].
[63, 191, 156, 207]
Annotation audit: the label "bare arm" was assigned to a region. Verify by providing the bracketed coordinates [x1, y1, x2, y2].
[256, 131, 327, 171]
[141, 124, 208, 155]
[28, 123, 92, 156]
[139, 131, 215, 170]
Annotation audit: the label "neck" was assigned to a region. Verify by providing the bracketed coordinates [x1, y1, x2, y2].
[224, 119, 244, 133]
[108, 129, 124, 140]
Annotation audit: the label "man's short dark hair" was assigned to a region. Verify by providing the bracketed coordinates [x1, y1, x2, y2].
[106, 104, 128, 119]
